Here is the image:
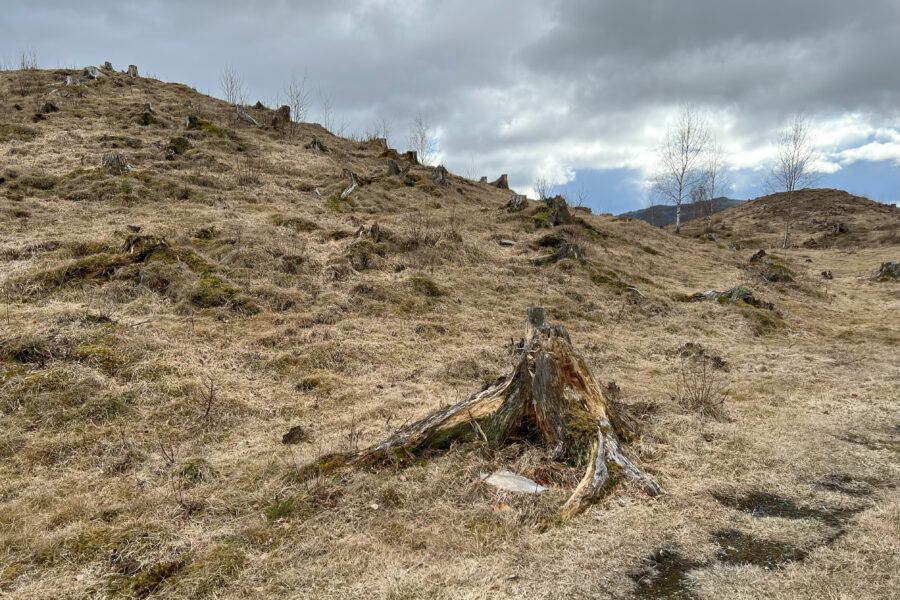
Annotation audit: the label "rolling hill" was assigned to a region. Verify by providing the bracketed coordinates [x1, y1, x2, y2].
[619, 197, 744, 226]
[1, 66, 899, 599]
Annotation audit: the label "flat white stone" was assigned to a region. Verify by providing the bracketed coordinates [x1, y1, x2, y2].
[480, 470, 546, 493]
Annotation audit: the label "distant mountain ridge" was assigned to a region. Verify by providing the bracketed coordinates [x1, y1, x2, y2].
[619, 197, 744, 226]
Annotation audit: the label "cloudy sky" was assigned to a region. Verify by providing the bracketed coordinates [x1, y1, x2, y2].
[3, 0, 899, 213]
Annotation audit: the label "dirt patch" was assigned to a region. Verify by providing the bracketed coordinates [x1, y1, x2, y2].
[630, 548, 703, 599]
[713, 529, 807, 568]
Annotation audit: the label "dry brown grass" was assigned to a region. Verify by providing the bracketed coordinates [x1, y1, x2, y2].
[1, 68, 899, 599]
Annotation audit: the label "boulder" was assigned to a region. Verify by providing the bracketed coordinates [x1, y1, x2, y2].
[126, 65, 139, 78]
[236, 105, 259, 126]
[490, 174, 509, 189]
[873, 262, 900, 280]
[82, 66, 103, 79]
[102, 153, 133, 175]
[431, 165, 449, 186]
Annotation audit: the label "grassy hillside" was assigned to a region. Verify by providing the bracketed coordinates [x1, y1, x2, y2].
[1, 67, 899, 599]
[677, 188, 900, 248]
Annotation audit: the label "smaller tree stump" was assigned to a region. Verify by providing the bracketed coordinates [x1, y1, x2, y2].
[102, 153, 133, 175]
[127, 65, 139, 78]
[431, 165, 449, 186]
[490, 174, 509, 189]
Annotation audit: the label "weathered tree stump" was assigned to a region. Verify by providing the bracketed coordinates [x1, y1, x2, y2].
[127, 65, 139, 78]
[102, 61, 114, 70]
[307, 137, 330, 152]
[431, 165, 449, 186]
[236, 105, 260, 126]
[490, 174, 509, 189]
[271, 105, 290, 129]
[502, 194, 527, 212]
[543, 195, 575, 226]
[386, 159, 401, 176]
[82, 66, 103, 79]
[66, 75, 81, 87]
[532, 243, 586, 266]
[102, 153, 132, 175]
[873, 262, 900, 280]
[340, 170, 360, 200]
[309, 309, 664, 520]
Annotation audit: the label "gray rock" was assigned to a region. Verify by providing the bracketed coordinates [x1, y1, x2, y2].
[480, 470, 546, 493]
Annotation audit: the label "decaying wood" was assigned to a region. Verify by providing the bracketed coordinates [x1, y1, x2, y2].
[532, 243, 586, 266]
[307, 137, 330, 152]
[340, 170, 360, 200]
[312, 308, 664, 520]
[127, 65, 139, 78]
[502, 194, 527, 212]
[102, 153, 132, 175]
[490, 174, 509, 189]
[236, 105, 260, 126]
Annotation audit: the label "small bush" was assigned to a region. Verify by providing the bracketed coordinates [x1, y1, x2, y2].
[675, 351, 728, 418]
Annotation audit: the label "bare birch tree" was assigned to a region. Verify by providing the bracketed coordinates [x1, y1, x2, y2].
[283, 76, 309, 137]
[768, 113, 818, 248]
[533, 176, 551, 200]
[699, 139, 728, 231]
[219, 64, 246, 106]
[408, 111, 437, 166]
[318, 90, 334, 132]
[655, 105, 710, 233]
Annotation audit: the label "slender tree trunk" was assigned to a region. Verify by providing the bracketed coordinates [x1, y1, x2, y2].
[782, 189, 793, 249]
[675, 199, 682, 233]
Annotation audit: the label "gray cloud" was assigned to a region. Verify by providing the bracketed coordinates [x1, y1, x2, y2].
[2, 0, 898, 200]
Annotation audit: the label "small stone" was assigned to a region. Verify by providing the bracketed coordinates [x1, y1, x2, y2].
[480, 470, 546, 493]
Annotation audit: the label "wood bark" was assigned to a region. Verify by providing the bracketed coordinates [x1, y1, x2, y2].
[315, 309, 664, 520]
